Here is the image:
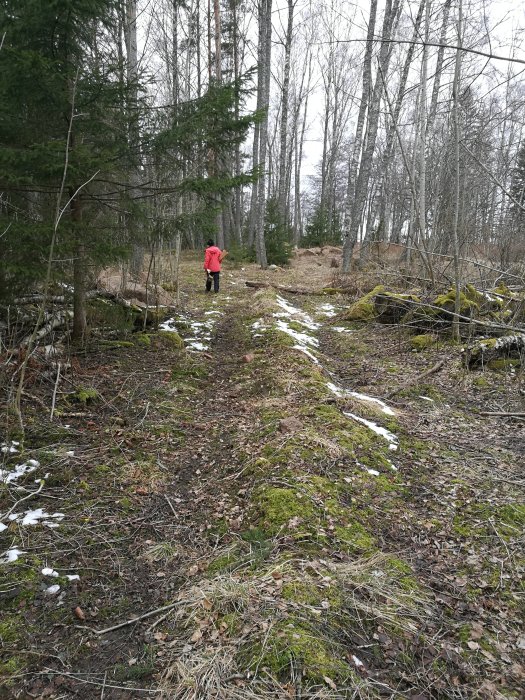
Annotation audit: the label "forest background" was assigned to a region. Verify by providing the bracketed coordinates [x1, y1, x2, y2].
[1, 0, 525, 338]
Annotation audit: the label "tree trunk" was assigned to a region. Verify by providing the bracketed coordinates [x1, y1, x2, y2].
[277, 0, 294, 222]
[451, 0, 463, 341]
[342, 0, 378, 236]
[342, 0, 401, 272]
[71, 194, 87, 342]
[255, 0, 272, 268]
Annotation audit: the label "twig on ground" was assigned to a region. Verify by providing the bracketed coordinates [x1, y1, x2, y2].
[76, 599, 189, 636]
[386, 359, 445, 399]
[479, 411, 525, 417]
[50, 361, 61, 421]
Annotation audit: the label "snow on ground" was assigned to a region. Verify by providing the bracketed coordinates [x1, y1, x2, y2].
[1, 441, 19, 454]
[161, 311, 224, 352]
[275, 320, 319, 348]
[326, 382, 395, 415]
[344, 411, 399, 450]
[331, 326, 354, 333]
[0, 458, 40, 484]
[317, 303, 338, 317]
[7, 508, 65, 528]
[0, 548, 25, 564]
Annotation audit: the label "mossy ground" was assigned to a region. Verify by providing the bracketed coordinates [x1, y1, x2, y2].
[2, 254, 523, 698]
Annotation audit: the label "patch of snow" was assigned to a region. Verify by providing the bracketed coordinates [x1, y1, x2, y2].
[318, 303, 337, 317]
[326, 382, 395, 416]
[187, 341, 209, 351]
[276, 320, 319, 347]
[331, 326, 354, 333]
[292, 345, 320, 364]
[65, 574, 80, 581]
[352, 655, 364, 668]
[1, 441, 19, 454]
[65, 451, 75, 458]
[42, 568, 59, 577]
[1, 548, 25, 564]
[275, 296, 319, 330]
[366, 468, 380, 476]
[0, 459, 40, 484]
[348, 391, 395, 416]
[204, 310, 222, 316]
[8, 508, 65, 528]
[343, 411, 399, 450]
[0, 523, 7, 532]
[45, 584, 60, 595]
[419, 396, 434, 402]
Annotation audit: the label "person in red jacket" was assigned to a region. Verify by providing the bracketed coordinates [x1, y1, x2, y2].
[203, 239, 226, 293]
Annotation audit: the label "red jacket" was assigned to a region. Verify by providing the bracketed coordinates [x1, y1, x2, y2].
[204, 246, 222, 272]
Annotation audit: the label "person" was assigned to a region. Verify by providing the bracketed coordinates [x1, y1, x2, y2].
[203, 239, 227, 293]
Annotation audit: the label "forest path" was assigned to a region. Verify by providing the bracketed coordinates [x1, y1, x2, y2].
[2, 262, 524, 699]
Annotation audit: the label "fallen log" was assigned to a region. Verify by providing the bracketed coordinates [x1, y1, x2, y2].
[245, 280, 344, 296]
[386, 359, 445, 399]
[464, 334, 525, 369]
[20, 310, 73, 347]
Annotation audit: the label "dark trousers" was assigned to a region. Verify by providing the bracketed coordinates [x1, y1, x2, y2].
[206, 271, 220, 293]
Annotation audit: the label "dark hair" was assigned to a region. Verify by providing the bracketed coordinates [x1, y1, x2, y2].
[207, 239, 214, 246]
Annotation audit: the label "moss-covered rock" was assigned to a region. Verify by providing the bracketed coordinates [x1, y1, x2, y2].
[434, 288, 478, 314]
[157, 330, 185, 349]
[410, 333, 436, 351]
[343, 285, 385, 321]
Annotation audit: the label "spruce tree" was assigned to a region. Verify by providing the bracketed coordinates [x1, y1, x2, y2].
[0, 0, 142, 337]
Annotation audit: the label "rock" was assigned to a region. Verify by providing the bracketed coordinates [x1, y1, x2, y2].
[296, 248, 321, 257]
[410, 334, 436, 351]
[278, 417, 303, 433]
[268, 264, 278, 270]
[322, 245, 343, 255]
[343, 285, 385, 321]
[242, 353, 255, 363]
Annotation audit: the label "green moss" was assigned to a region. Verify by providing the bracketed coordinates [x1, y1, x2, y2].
[135, 333, 151, 347]
[497, 504, 525, 528]
[464, 284, 486, 307]
[384, 556, 419, 591]
[207, 551, 239, 575]
[0, 655, 24, 682]
[434, 289, 478, 313]
[345, 285, 385, 321]
[473, 376, 489, 388]
[487, 358, 520, 370]
[95, 464, 111, 474]
[0, 618, 22, 644]
[171, 356, 208, 381]
[255, 487, 316, 533]
[118, 496, 133, 511]
[281, 580, 343, 609]
[157, 330, 184, 349]
[71, 386, 99, 404]
[245, 619, 353, 683]
[410, 334, 436, 351]
[334, 522, 375, 553]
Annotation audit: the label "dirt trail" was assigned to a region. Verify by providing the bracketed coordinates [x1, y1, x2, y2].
[1, 261, 524, 699]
